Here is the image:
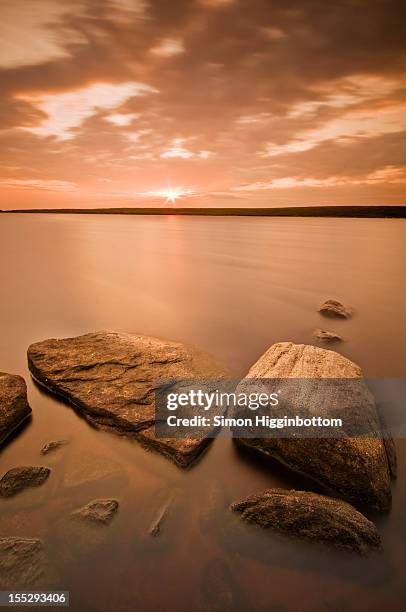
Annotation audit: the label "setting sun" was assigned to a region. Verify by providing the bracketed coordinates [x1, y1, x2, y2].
[0, 1, 405, 610]
[142, 187, 196, 204]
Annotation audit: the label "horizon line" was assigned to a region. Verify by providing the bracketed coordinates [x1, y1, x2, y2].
[1, 205, 406, 218]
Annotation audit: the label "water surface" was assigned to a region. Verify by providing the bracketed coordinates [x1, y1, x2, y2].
[1, 214, 405, 612]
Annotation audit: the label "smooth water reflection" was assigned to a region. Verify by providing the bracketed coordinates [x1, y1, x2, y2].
[0, 214, 405, 612]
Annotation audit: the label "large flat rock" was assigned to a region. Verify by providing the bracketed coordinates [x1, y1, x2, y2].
[231, 488, 381, 555]
[28, 331, 227, 467]
[235, 342, 393, 513]
[0, 372, 31, 446]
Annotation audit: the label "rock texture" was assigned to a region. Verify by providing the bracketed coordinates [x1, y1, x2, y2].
[0, 537, 56, 589]
[313, 329, 343, 342]
[383, 436, 397, 478]
[318, 299, 353, 318]
[28, 331, 227, 467]
[0, 372, 31, 446]
[40, 439, 70, 455]
[235, 342, 394, 513]
[72, 499, 119, 524]
[231, 489, 381, 555]
[0, 466, 51, 498]
[134, 426, 213, 468]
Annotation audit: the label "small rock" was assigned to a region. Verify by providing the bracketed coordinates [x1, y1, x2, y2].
[0, 372, 31, 446]
[313, 329, 343, 342]
[318, 299, 353, 318]
[55, 509, 118, 564]
[148, 494, 175, 536]
[0, 467, 51, 498]
[72, 499, 119, 524]
[231, 488, 381, 555]
[40, 439, 70, 455]
[0, 537, 57, 589]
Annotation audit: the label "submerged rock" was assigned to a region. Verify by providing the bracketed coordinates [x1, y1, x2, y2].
[63, 449, 125, 490]
[313, 329, 343, 342]
[235, 342, 393, 513]
[318, 299, 353, 318]
[200, 559, 237, 611]
[55, 500, 119, 564]
[0, 537, 57, 589]
[0, 372, 31, 446]
[27, 331, 227, 467]
[0, 466, 51, 498]
[230, 489, 381, 555]
[40, 439, 70, 455]
[72, 499, 119, 524]
[148, 494, 175, 536]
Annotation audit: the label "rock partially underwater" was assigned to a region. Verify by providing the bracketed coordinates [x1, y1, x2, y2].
[0, 372, 31, 446]
[0, 466, 51, 498]
[40, 439, 70, 455]
[313, 329, 343, 342]
[231, 488, 381, 555]
[28, 331, 227, 467]
[318, 299, 353, 318]
[72, 499, 119, 524]
[234, 342, 394, 513]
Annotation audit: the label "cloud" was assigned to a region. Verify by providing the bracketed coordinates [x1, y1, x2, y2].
[233, 166, 406, 191]
[261, 102, 406, 157]
[261, 27, 287, 41]
[199, 0, 234, 7]
[1, 0, 405, 208]
[105, 112, 140, 126]
[110, 0, 147, 15]
[139, 186, 196, 199]
[236, 113, 273, 125]
[160, 139, 194, 159]
[0, 178, 77, 191]
[17, 82, 157, 140]
[150, 38, 185, 57]
[159, 138, 213, 160]
[0, 0, 86, 69]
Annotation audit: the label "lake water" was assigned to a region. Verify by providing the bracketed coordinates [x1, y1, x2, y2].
[0, 214, 405, 612]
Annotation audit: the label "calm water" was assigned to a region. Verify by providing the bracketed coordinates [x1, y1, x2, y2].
[0, 214, 405, 612]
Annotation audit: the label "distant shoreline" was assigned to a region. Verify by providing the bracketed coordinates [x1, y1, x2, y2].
[1, 205, 406, 218]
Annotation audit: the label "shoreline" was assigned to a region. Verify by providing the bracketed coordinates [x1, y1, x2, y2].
[1, 205, 406, 218]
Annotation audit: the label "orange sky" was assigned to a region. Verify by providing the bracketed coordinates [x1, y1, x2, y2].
[1, 0, 406, 209]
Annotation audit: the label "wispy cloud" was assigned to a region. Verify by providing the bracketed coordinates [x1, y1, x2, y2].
[150, 38, 185, 57]
[105, 112, 140, 126]
[0, 178, 78, 191]
[233, 166, 406, 191]
[17, 83, 157, 140]
[160, 139, 213, 160]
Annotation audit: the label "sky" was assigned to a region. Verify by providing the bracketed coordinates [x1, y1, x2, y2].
[0, 0, 405, 209]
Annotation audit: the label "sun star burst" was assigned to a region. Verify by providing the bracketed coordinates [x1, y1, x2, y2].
[142, 186, 196, 204]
